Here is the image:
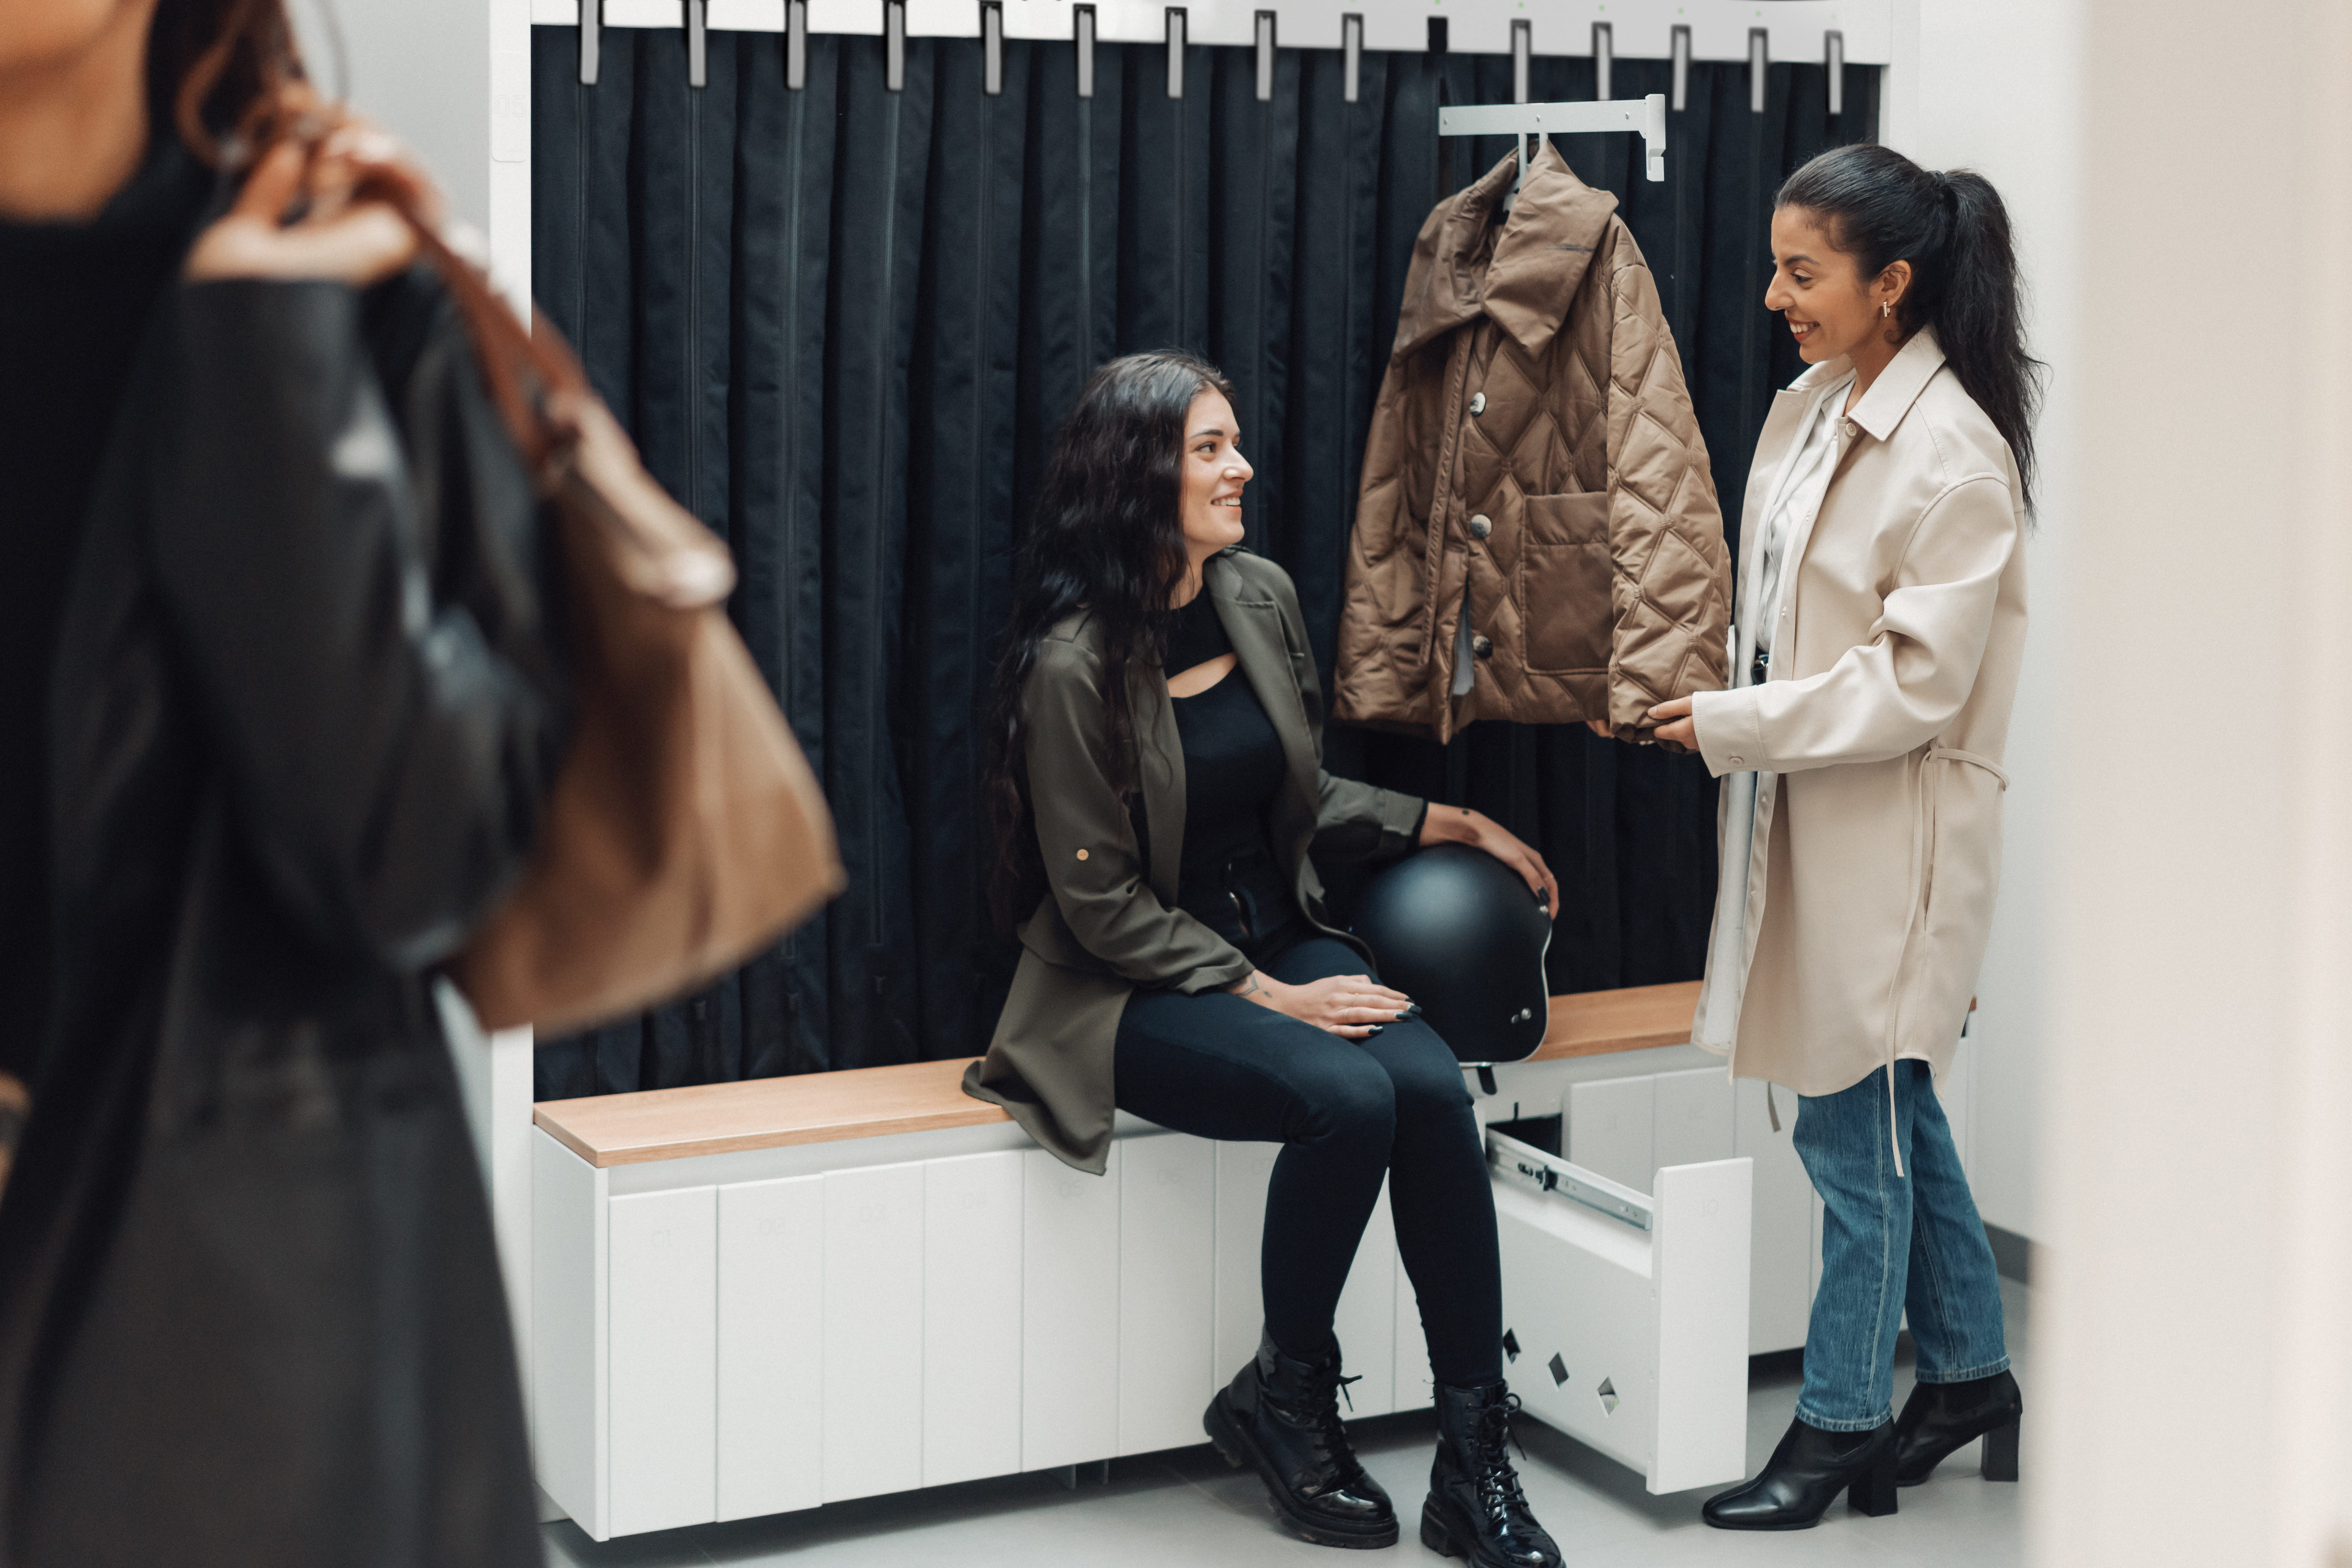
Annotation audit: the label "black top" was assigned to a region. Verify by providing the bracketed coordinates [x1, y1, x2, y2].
[1167, 594, 1303, 957]
[0, 144, 210, 1079]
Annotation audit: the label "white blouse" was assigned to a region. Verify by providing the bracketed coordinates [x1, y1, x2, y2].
[1750, 371, 1854, 656]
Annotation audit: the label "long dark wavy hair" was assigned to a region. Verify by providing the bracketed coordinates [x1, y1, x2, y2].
[1777, 143, 2044, 511]
[149, 0, 310, 163]
[982, 351, 1237, 928]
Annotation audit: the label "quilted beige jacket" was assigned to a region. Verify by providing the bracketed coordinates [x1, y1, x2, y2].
[1335, 143, 1730, 744]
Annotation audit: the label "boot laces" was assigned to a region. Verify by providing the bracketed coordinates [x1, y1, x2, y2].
[1471, 1392, 1532, 1521]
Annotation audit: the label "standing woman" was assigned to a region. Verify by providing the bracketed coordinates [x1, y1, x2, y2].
[0, 0, 560, 1561]
[1647, 144, 2036, 1529]
[969, 352, 1562, 1568]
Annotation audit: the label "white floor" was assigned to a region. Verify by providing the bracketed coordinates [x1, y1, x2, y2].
[543, 1281, 2031, 1568]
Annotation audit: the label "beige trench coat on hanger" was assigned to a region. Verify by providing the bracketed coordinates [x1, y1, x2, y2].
[1687, 329, 2028, 1108]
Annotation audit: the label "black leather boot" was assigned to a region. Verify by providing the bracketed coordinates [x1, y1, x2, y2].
[1893, 1370, 2022, 1485]
[1419, 1382, 1560, 1568]
[1701, 1417, 1898, 1530]
[1204, 1330, 1397, 1548]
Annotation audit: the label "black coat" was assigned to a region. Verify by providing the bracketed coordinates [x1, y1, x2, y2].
[0, 269, 565, 1565]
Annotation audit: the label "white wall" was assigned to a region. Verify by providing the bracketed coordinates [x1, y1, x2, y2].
[1881, 0, 2083, 1246]
[2036, 0, 2352, 1560]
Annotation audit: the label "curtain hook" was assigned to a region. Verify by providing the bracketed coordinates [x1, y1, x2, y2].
[1074, 3, 1095, 99]
[1591, 20, 1612, 103]
[579, 0, 602, 86]
[1749, 25, 1768, 115]
[686, 0, 707, 90]
[886, 0, 906, 91]
[1255, 10, 1275, 104]
[1341, 13, 1362, 105]
[1166, 7, 1186, 100]
[1511, 19, 1530, 106]
[1670, 23, 1689, 113]
[787, 0, 808, 89]
[1825, 29, 1845, 116]
[983, 1, 1004, 96]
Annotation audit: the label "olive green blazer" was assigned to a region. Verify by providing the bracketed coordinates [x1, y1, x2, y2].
[963, 549, 1427, 1172]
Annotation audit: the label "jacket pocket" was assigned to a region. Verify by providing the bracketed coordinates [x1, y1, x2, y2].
[1920, 747, 2008, 939]
[1519, 492, 1612, 673]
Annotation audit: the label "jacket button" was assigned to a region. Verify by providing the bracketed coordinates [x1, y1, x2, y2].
[1469, 391, 1487, 416]
[1471, 634, 1494, 659]
[1469, 514, 1492, 539]
[1076, 848, 1089, 861]
[1728, 756, 1745, 767]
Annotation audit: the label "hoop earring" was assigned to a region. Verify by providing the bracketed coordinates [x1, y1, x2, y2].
[1880, 300, 1893, 320]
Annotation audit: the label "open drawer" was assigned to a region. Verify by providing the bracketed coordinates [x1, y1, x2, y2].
[1486, 1129, 1752, 1494]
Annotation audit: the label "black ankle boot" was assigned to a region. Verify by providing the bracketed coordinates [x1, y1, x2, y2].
[1701, 1417, 1898, 1530]
[1419, 1382, 1560, 1568]
[1893, 1370, 2022, 1485]
[1204, 1330, 1396, 1548]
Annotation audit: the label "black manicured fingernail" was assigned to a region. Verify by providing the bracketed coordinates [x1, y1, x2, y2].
[1366, 1024, 1386, 1034]
[1405, 1004, 1424, 1017]
[1394, 1010, 1412, 1022]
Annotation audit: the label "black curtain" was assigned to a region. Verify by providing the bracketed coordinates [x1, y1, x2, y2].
[528, 28, 1878, 1100]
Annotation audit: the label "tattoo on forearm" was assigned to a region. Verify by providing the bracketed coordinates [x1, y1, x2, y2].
[1234, 973, 1265, 999]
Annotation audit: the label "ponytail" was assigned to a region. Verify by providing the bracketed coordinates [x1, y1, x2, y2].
[1777, 145, 2045, 513]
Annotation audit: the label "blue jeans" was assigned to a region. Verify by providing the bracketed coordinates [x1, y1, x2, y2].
[1792, 1060, 2009, 1430]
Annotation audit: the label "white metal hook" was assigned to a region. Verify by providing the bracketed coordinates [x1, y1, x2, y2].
[1826, 29, 1844, 116]
[1748, 26, 1767, 115]
[886, 0, 906, 91]
[983, 1, 1003, 96]
[1075, 4, 1096, 98]
[579, 0, 602, 85]
[1255, 10, 1275, 103]
[1342, 13, 1362, 104]
[1670, 24, 1690, 113]
[687, 0, 707, 88]
[786, 0, 808, 89]
[1166, 7, 1186, 99]
[1592, 21, 1613, 103]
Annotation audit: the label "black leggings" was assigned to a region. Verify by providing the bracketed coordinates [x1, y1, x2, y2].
[1113, 937, 1503, 1387]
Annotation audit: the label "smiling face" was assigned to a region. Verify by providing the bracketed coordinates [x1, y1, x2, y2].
[1765, 205, 1912, 367]
[1178, 387, 1251, 566]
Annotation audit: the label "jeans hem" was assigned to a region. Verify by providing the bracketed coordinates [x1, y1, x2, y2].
[1913, 1355, 2011, 1386]
[1793, 1404, 1892, 1433]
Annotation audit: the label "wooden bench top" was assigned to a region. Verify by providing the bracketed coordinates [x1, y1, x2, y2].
[534, 979, 1702, 1168]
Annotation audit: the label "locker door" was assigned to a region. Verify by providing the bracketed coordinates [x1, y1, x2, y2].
[1735, 1078, 1813, 1354]
[1022, 1144, 1121, 1469]
[1566, 1075, 1656, 1192]
[1331, 1182, 1398, 1416]
[716, 1176, 822, 1521]
[1213, 1141, 1279, 1378]
[1652, 1067, 1736, 1184]
[822, 1161, 925, 1502]
[1118, 1134, 1216, 1454]
[923, 1151, 1024, 1486]
[608, 1186, 718, 1535]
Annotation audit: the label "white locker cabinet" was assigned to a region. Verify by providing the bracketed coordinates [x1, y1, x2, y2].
[821, 1161, 925, 1503]
[922, 1152, 1024, 1486]
[1022, 1144, 1121, 1470]
[1117, 1134, 1216, 1455]
[531, 1131, 607, 1538]
[1566, 1075, 1655, 1191]
[1652, 1068, 1736, 1179]
[1489, 1131, 1752, 1495]
[1734, 1078, 1813, 1354]
[607, 1186, 719, 1535]
[716, 1176, 823, 1521]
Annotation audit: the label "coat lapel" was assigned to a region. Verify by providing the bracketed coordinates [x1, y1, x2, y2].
[1208, 556, 1319, 822]
[1134, 656, 1187, 902]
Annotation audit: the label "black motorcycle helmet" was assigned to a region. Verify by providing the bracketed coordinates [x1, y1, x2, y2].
[1350, 845, 1552, 1068]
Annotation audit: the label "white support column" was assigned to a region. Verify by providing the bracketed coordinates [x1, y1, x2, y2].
[2039, 1, 2352, 1562]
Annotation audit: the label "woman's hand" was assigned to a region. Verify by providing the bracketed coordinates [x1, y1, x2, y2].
[1228, 971, 1417, 1040]
[1418, 804, 1560, 918]
[185, 120, 433, 286]
[1646, 695, 1698, 750]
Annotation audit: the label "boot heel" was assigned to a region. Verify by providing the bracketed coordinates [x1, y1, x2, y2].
[1847, 1451, 1899, 1518]
[1201, 1401, 1247, 1470]
[1981, 1415, 2019, 1482]
[1418, 1500, 1460, 1559]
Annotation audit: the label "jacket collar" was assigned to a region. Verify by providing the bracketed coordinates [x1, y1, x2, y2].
[1391, 141, 1620, 361]
[1811, 326, 1947, 441]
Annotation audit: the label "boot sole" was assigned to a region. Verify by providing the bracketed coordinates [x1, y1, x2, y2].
[1203, 1397, 1398, 1550]
[1421, 1496, 1559, 1566]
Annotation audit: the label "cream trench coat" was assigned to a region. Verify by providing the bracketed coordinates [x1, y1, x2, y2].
[1687, 329, 2027, 1129]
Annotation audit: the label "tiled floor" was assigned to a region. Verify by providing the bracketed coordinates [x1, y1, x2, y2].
[543, 1281, 2030, 1568]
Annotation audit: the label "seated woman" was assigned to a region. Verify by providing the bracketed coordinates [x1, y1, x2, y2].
[964, 351, 1562, 1568]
